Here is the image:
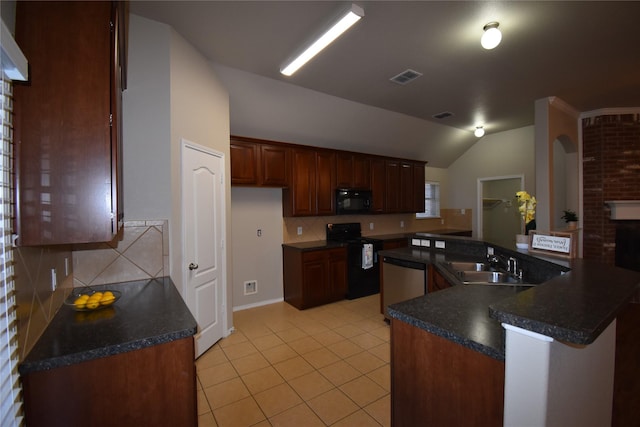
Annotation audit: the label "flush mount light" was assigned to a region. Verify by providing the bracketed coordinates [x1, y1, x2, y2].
[474, 126, 485, 137]
[280, 3, 364, 76]
[481, 22, 502, 50]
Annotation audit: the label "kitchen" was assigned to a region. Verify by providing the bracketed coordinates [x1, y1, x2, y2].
[3, 1, 640, 426]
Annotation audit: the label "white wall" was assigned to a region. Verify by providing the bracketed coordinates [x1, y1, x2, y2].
[446, 126, 535, 236]
[231, 188, 283, 309]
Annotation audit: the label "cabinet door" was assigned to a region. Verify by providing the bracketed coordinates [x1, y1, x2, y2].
[352, 155, 371, 189]
[230, 141, 258, 185]
[260, 144, 289, 186]
[289, 148, 317, 216]
[413, 162, 426, 213]
[316, 150, 336, 215]
[15, 1, 122, 245]
[336, 152, 353, 188]
[385, 160, 401, 213]
[399, 162, 414, 213]
[370, 158, 386, 213]
[302, 257, 329, 307]
[327, 249, 348, 302]
[429, 265, 451, 292]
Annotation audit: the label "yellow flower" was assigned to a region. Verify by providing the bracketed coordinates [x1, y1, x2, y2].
[515, 191, 536, 225]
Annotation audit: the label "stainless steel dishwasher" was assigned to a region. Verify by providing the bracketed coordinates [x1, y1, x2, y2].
[382, 256, 427, 319]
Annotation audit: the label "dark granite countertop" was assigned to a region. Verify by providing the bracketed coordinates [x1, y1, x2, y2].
[384, 240, 640, 360]
[19, 277, 197, 375]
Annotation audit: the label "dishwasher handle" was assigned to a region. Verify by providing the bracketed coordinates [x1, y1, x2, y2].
[383, 256, 426, 270]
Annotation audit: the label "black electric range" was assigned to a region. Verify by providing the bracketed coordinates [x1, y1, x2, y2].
[326, 223, 383, 299]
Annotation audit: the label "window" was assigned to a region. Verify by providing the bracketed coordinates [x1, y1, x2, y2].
[0, 78, 22, 426]
[416, 181, 440, 218]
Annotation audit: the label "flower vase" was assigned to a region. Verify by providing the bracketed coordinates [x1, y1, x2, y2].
[516, 233, 529, 250]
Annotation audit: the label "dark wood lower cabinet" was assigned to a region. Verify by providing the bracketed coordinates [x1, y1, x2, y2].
[21, 338, 196, 427]
[283, 246, 347, 309]
[612, 301, 640, 426]
[391, 319, 504, 427]
[429, 265, 452, 292]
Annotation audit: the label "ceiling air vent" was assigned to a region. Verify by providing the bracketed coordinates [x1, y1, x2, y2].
[390, 69, 422, 85]
[432, 111, 454, 120]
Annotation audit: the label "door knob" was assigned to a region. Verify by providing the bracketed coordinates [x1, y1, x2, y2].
[189, 263, 199, 270]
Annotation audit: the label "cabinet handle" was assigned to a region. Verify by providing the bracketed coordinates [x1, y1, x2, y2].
[189, 263, 199, 270]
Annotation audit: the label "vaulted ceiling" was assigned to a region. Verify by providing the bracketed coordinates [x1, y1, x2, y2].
[130, 1, 640, 165]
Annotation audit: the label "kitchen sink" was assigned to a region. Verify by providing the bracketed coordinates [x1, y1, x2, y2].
[441, 260, 536, 286]
[455, 270, 525, 285]
[445, 261, 490, 272]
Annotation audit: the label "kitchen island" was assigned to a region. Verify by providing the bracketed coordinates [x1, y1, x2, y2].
[384, 234, 640, 427]
[19, 277, 198, 427]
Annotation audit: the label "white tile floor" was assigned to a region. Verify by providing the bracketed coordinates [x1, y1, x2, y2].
[196, 294, 390, 427]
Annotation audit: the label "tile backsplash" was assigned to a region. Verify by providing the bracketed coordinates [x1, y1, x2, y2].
[282, 208, 472, 243]
[72, 220, 169, 287]
[15, 220, 169, 359]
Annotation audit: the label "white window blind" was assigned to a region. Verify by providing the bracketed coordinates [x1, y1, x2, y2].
[0, 78, 22, 426]
[416, 181, 440, 219]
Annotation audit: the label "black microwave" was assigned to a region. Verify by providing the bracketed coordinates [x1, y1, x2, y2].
[336, 189, 372, 215]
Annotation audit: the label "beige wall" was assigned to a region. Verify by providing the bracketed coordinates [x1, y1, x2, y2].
[447, 126, 536, 237]
[122, 15, 232, 327]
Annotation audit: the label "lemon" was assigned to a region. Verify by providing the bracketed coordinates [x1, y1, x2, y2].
[73, 296, 87, 309]
[86, 300, 100, 310]
[89, 292, 103, 300]
[100, 291, 115, 306]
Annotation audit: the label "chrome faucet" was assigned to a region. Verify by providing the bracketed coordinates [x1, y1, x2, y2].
[487, 254, 520, 277]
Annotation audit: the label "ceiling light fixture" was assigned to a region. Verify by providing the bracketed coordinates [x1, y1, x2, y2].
[481, 22, 502, 50]
[474, 126, 485, 138]
[280, 3, 364, 76]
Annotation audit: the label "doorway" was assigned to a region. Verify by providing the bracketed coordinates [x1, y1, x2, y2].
[182, 139, 226, 358]
[478, 175, 524, 248]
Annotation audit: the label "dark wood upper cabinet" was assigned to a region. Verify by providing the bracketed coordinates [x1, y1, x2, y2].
[283, 147, 334, 216]
[413, 162, 426, 213]
[14, 1, 127, 246]
[385, 160, 401, 213]
[260, 144, 289, 186]
[336, 152, 370, 189]
[370, 157, 386, 213]
[230, 136, 290, 187]
[230, 135, 427, 216]
[230, 141, 259, 185]
[399, 161, 414, 213]
[316, 150, 336, 215]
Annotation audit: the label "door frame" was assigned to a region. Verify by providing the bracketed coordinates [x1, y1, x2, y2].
[476, 174, 524, 240]
[180, 138, 228, 349]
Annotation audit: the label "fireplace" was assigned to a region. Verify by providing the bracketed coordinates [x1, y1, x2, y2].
[615, 223, 640, 272]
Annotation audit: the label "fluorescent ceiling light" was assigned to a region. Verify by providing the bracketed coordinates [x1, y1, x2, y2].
[281, 3, 364, 76]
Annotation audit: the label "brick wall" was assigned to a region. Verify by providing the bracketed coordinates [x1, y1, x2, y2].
[583, 114, 640, 264]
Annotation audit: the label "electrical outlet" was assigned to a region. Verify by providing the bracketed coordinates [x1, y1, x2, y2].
[369, 222, 374, 230]
[411, 238, 421, 246]
[51, 268, 57, 291]
[435, 240, 446, 249]
[244, 280, 258, 295]
[421, 239, 431, 247]
[461, 208, 466, 215]
[400, 220, 405, 228]
[487, 247, 494, 255]
[64, 257, 69, 276]
[440, 219, 445, 225]
[297, 226, 303, 235]
[257, 229, 262, 237]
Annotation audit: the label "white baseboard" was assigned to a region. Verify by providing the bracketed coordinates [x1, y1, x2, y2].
[232, 297, 284, 312]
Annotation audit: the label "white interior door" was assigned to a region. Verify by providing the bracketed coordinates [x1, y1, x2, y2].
[182, 140, 225, 358]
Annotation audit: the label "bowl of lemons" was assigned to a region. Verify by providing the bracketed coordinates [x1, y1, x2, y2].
[65, 290, 121, 312]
